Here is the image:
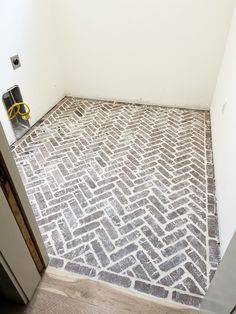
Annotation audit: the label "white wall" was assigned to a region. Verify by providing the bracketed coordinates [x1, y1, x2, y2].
[56, 0, 235, 109]
[211, 6, 236, 256]
[1, 0, 235, 145]
[0, 0, 65, 144]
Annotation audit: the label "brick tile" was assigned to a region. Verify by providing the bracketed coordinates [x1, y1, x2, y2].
[134, 281, 168, 298]
[98, 271, 131, 288]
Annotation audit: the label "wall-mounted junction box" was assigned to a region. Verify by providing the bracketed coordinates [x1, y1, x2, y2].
[2, 85, 30, 139]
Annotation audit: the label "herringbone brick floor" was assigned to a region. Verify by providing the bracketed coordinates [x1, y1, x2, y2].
[11, 97, 220, 308]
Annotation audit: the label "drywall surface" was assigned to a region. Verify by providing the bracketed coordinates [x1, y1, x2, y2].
[0, 0, 65, 144]
[210, 6, 236, 256]
[56, 0, 235, 109]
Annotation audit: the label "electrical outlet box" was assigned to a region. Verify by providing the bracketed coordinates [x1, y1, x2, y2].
[10, 55, 21, 70]
[2, 85, 30, 139]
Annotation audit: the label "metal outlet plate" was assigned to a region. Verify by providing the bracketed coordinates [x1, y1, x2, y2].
[10, 55, 21, 70]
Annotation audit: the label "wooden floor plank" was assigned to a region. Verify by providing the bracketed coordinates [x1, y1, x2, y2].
[0, 268, 199, 314]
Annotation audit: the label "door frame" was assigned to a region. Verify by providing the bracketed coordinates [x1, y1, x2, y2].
[0, 122, 48, 267]
[0, 121, 48, 303]
[0, 188, 41, 303]
[200, 232, 236, 314]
